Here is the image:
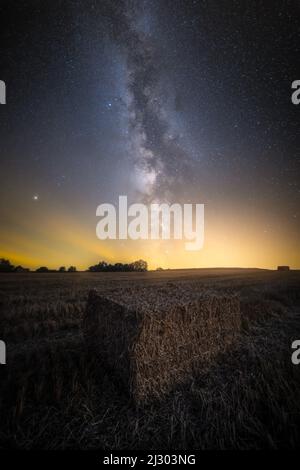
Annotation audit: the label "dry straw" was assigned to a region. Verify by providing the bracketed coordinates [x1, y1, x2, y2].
[83, 285, 241, 402]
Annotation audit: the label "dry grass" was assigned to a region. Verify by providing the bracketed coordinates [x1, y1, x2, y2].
[84, 287, 240, 402]
[0, 269, 300, 449]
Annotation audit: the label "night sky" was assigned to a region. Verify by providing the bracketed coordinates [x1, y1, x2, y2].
[0, 0, 300, 269]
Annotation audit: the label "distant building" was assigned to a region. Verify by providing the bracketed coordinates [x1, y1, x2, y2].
[277, 266, 290, 271]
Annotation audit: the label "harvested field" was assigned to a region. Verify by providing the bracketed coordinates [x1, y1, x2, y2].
[0, 269, 300, 449]
[84, 287, 240, 401]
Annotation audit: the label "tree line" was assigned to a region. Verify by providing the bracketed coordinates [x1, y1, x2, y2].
[88, 259, 147, 272]
[0, 258, 148, 273]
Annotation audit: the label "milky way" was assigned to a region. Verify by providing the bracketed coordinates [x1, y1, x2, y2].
[0, 0, 299, 268]
[105, 0, 196, 202]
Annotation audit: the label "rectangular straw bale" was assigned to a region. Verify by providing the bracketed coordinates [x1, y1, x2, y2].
[83, 285, 240, 402]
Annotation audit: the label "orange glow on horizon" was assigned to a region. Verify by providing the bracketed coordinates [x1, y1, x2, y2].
[1, 208, 299, 270]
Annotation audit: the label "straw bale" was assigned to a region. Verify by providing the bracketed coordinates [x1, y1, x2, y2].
[83, 285, 240, 401]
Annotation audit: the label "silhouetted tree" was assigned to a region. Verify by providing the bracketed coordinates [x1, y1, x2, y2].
[88, 259, 148, 272]
[14, 265, 30, 273]
[36, 266, 49, 273]
[68, 266, 77, 272]
[0, 258, 15, 273]
[88, 261, 107, 272]
[131, 259, 148, 272]
[58, 266, 66, 272]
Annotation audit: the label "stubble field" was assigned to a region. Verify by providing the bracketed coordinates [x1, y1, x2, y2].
[0, 268, 300, 449]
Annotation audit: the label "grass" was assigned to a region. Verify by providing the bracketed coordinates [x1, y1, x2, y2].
[0, 269, 300, 449]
